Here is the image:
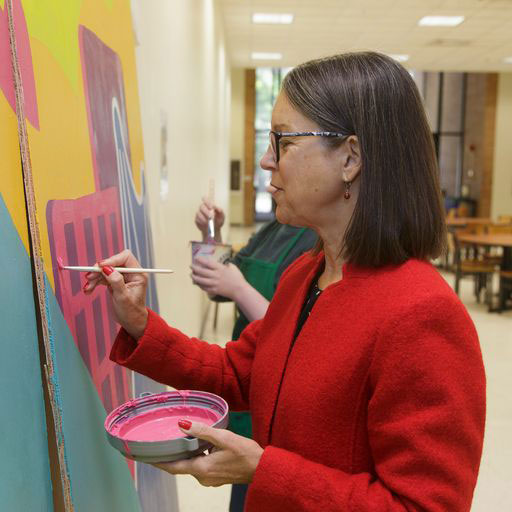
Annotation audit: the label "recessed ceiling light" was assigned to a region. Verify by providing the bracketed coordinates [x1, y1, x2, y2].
[251, 52, 283, 60]
[388, 54, 410, 62]
[503, 57, 512, 64]
[418, 15, 465, 27]
[252, 13, 294, 24]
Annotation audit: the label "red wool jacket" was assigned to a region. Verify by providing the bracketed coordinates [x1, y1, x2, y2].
[111, 253, 486, 511]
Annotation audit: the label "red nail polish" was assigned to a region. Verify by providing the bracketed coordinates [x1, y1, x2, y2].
[102, 265, 114, 276]
[178, 419, 192, 430]
[83, 282, 89, 293]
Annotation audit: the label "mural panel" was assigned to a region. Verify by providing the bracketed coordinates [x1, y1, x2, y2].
[3, 0, 178, 509]
[0, 58, 53, 510]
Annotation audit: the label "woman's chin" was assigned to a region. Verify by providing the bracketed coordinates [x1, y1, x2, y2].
[275, 208, 289, 225]
[275, 208, 308, 229]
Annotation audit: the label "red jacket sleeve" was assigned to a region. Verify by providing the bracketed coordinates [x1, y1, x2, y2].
[110, 309, 262, 411]
[246, 294, 486, 511]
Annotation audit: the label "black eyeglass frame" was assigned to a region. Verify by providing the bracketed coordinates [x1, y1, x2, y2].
[269, 130, 351, 163]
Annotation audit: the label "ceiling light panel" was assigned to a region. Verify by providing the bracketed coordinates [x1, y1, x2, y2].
[418, 16, 465, 27]
[251, 52, 283, 60]
[252, 13, 294, 24]
[388, 54, 409, 62]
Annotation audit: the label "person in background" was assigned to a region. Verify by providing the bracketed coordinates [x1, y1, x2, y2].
[86, 51, 485, 512]
[192, 198, 317, 511]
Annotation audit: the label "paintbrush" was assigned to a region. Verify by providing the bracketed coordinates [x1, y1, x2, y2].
[60, 265, 173, 274]
[57, 258, 173, 274]
[206, 179, 216, 243]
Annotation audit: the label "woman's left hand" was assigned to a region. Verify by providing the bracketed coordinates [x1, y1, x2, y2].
[190, 257, 247, 300]
[153, 421, 264, 487]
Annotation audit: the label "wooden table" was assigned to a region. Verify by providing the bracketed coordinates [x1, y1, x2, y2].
[456, 233, 512, 271]
[456, 233, 512, 249]
[442, 219, 504, 269]
[457, 233, 512, 311]
[446, 217, 494, 227]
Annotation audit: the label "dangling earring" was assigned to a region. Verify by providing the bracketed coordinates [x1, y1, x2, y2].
[344, 181, 352, 200]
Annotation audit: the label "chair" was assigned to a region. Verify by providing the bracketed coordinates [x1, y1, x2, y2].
[453, 229, 496, 302]
[444, 234, 455, 272]
[446, 208, 457, 219]
[446, 224, 486, 272]
[488, 224, 512, 312]
[498, 271, 512, 312]
[487, 224, 512, 235]
[481, 225, 512, 267]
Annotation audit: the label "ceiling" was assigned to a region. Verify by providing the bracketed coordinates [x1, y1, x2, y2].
[219, 0, 512, 72]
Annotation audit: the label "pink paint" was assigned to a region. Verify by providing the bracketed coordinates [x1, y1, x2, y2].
[109, 405, 221, 442]
[0, 0, 39, 129]
[176, 389, 190, 404]
[123, 440, 132, 457]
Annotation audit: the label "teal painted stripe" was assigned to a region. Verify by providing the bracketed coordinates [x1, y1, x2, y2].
[0, 194, 54, 511]
[45, 276, 140, 512]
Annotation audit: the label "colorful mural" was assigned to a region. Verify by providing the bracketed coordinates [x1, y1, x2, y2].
[3, 0, 178, 509]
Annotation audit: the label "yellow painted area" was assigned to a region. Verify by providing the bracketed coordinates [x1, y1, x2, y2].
[26, 37, 96, 290]
[20, 0, 119, 91]
[19, 0, 145, 290]
[21, 0, 84, 91]
[0, 96, 31, 252]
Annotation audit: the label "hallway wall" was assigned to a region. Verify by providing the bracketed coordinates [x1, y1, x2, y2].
[131, 0, 231, 334]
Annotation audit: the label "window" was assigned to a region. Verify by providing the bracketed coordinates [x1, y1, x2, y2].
[254, 67, 291, 221]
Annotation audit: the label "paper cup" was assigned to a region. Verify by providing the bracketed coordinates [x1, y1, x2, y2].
[190, 241, 232, 264]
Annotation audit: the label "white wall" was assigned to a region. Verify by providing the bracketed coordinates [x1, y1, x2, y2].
[131, 0, 230, 335]
[492, 73, 512, 218]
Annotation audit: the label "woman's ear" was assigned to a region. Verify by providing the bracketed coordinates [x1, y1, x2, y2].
[341, 135, 361, 183]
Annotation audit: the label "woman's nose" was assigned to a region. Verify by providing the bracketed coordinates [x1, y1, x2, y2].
[260, 145, 276, 172]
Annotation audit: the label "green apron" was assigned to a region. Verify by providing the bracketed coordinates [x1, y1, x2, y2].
[229, 228, 307, 438]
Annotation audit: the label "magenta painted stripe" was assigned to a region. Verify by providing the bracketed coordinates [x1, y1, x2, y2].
[92, 297, 105, 364]
[83, 218, 96, 265]
[97, 215, 109, 259]
[64, 222, 81, 295]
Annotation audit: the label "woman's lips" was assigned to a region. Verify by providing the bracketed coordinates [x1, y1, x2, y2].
[267, 183, 283, 194]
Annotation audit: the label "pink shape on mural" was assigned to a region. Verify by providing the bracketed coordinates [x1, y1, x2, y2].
[0, 0, 39, 129]
[46, 187, 133, 414]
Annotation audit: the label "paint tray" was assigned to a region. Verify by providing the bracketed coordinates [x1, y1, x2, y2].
[105, 390, 229, 463]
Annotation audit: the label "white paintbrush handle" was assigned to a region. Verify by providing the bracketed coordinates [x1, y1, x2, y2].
[61, 265, 173, 274]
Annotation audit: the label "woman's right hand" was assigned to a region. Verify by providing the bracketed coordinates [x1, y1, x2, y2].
[83, 249, 148, 340]
[195, 198, 225, 242]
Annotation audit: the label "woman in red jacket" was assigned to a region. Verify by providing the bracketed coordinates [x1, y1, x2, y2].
[85, 52, 485, 511]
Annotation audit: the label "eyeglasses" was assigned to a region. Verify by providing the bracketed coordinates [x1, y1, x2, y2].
[269, 130, 350, 163]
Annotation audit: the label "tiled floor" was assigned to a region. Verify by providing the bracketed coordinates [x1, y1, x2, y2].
[177, 226, 512, 511]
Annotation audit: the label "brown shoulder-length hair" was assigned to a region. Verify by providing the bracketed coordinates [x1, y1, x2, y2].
[281, 52, 446, 267]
